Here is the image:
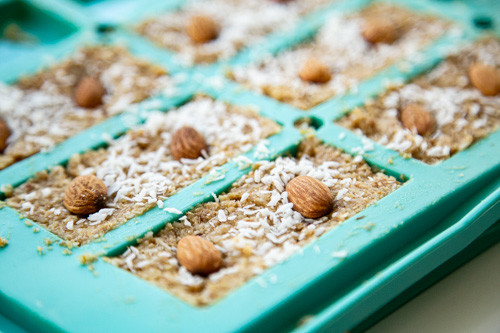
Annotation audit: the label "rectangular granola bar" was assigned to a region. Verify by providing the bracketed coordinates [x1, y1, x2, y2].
[337, 38, 500, 164]
[136, 0, 335, 65]
[230, 3, 453, 110]
[107, 137, 400, 306]
[0, 46, 174, 170]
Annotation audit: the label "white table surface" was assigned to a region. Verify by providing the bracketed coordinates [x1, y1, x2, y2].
[366, 242, 500, 333]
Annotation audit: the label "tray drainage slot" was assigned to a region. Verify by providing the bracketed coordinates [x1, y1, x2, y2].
[294, 116, 324, 131]
[473, 16, 493, 30]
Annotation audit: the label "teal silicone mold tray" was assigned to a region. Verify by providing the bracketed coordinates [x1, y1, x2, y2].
[0, 0, 499, 332]
[0, 0, 95, 83]
[0, 1, 75, 44]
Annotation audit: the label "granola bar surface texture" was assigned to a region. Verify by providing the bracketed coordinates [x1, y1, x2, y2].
[0, 46, 173, 170]
[136, 0, 334, 65]
[230, 3, 452, 110]
[107, 137, 400, 306]
[337, 38, 500, 164]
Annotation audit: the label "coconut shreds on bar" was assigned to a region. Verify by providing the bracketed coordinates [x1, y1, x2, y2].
[0, 46, 176, 170]
[136, 0, 335, 65]
[337, 37, 500, 164]
[106, 137, 400, 306]
[230, 3, 455, 110]
[6, 96, 280, 245]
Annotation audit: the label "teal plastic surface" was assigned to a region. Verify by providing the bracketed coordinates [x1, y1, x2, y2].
[0, 0, 499, 332]
[0, 0, 94, 83]
[352, 218, 500, 333]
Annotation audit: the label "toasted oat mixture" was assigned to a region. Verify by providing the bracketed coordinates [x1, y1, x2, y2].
[337, 38, 500, 164]
[107, 137, 400, 306]
[230, 3, 454, 110]
[0, 46, 175, 170]
[7, 97, 280, 246]
[136, 0, 334, 65]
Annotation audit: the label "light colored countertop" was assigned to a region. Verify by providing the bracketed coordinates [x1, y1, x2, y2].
[367, 242, 500, 333]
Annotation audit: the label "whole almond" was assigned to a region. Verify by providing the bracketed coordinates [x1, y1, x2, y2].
[468, 63, 500, 96]
[64, 175, 107, 215]
[177, 235, 222, 275]
[74, 76, 105, 108]
[299, 58, 331, 84]
[286, 175, 334, 218]
[170, 126, 207, 160]
[400, 104, 436, 136]
[186, 15, 219, 43]
[0, 119, 11, 153]
[362, 18, 398, 44]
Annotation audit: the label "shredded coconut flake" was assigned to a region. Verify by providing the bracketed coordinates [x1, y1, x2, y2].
[164, 207, 183, 215]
